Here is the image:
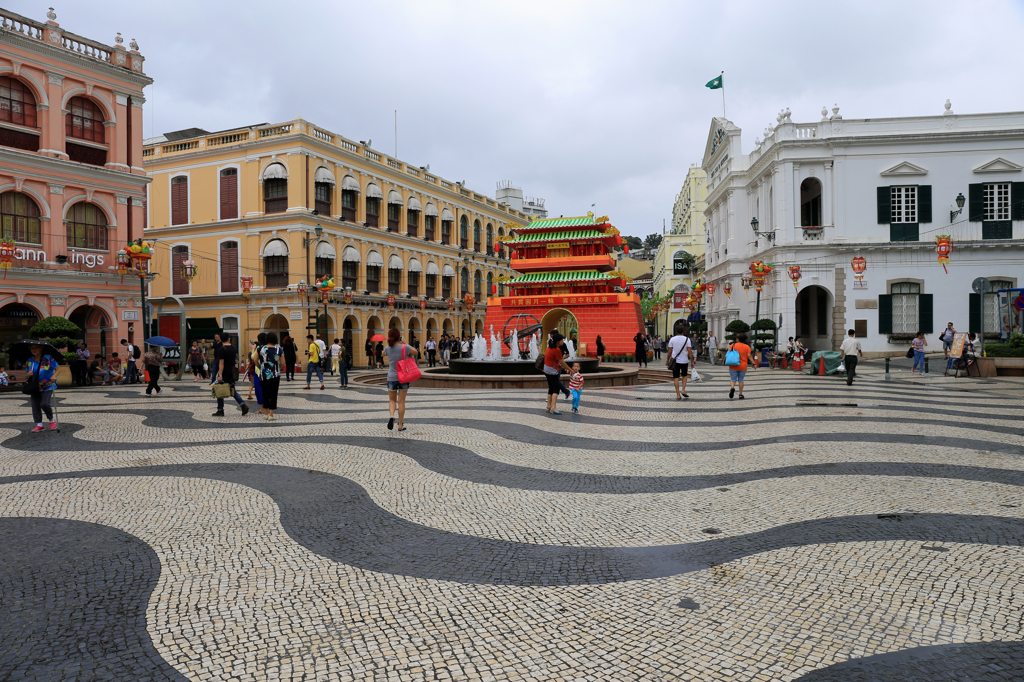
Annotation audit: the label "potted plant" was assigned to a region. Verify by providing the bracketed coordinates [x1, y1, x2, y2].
[724, 319, 750, 345]
[886, 333, 915, 344]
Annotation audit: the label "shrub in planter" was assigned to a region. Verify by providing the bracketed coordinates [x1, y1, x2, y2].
[30, 316, 81, 340]
[725, 320, 749, 344]
[62, 351, 78, 364]
[983, 343, 1024, 358]
[750, 318, 777, 351]
[48, 337, 81, 352]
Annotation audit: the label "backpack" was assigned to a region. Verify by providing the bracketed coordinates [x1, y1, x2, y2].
[725, 343, 741, 367]
[131, 344, 141, 360]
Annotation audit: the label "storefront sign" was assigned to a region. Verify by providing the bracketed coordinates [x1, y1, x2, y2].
[3, 308, 37, 318]
[501, 295, 617, 307]
[950, 333, 966, 359]
[673, 259, 688, 275]
[546, 242, 570, 251]
[673, 292, 688, 308]
[69, 250, 107, 268]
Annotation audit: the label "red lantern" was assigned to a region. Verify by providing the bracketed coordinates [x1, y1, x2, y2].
[126, 239, 153, 278]
[706, 282, 716, 298]
[317, 276, 335, 303]
[0, 239, 13, 279]
[788, 265, 801, 291]
[297, 279, 308, 296]
[447, 298, 454, 311]
[344, 287, 352, 304]
[491, 284, 497, 296]
[851, 256, 866, 281]
[463, 293, 475, 313]
[240, 275, 253, 296]
[723, 281, 733, 297]
[935, 236, 953, 274]
[750, 260, 772, 292]
[387, 293, 396, 311]
[419, 296, 427, 311]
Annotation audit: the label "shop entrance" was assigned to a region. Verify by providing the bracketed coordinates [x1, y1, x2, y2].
[0, 303, 41, 369]
[68, 305, 113, 361]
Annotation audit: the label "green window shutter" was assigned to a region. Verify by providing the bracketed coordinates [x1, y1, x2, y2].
[889, 224, 902, 242]
[968, 293, 981, 334]
[917, 185, 932, 223]
[1013, 183, 1024, 221]
[877, 186, 891, 224]
[904, 223, 919, 241]
[968, 183, 984, 222]
[919, 293, 933, 334]
[982, 221, 1012, 240]
[878, 294, 893, 334]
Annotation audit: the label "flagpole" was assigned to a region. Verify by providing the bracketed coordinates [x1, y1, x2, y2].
[720, 71, 726, 118]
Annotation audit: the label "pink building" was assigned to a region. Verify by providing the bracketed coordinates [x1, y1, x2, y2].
[0, 7, 150, 362]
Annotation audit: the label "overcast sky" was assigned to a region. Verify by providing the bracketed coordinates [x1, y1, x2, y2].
[13, 0, 1024, 237]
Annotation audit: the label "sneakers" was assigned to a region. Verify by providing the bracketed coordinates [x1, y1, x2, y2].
[240, 404, 249, 416]
[49, 421, 57, 430]
[31, 425, 45, 433]
[572, 408, 578, 413]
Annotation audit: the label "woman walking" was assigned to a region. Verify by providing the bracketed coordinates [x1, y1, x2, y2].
[365, 338, 374, 369]
[259, 332, 282, 420]
[282, 335, 298, 381]
[725, 332, 757, 400]
[143, 346, 162, 396]
[338, 340, 350, 388]
[911, 331, 928, 374]
[595, 335, 605, 365]
[543, 331, 572, 415]
[633, 332, 648, 368]
[189, 341, 206, 382]
[383, 328, 419, 431]
[25, 343, 58, 431]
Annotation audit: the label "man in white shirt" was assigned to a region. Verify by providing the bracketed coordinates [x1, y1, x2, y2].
[707, 333, 718, 365]
[839, 328, 863, 386]
[665, 322, 696, 400]
[330, 339, 342, 375]
[425, 337, 437, 367]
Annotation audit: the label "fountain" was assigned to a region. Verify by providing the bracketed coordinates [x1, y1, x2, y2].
[446, 322, 599, 377]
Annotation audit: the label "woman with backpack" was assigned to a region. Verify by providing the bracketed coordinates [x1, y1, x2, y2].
[259, 332, 283, 420]
[724, 332, 757, 399]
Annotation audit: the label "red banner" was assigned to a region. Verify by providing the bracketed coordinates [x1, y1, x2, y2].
[500, 294, 619, 307]
[673, 292, 688, 309]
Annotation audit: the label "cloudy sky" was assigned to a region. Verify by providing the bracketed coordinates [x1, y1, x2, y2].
[13, 0, 1024, 237]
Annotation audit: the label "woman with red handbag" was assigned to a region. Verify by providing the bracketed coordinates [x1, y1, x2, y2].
[382, 328, 421, 431]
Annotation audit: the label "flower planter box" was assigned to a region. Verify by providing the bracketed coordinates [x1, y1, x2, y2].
[994, 357, 1024, 377]
[887, 336, 914, 344]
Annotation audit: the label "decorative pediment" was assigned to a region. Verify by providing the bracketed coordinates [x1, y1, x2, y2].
[973, 157, 1023, 174]
[880, 161, 928, 177]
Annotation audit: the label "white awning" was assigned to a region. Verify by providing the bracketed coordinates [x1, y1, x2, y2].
[407, 258, 422, 273]
[388, 254, 404, 270]
[366, 250, 384, 267]
[341, 246, 361, 263]
[314, 167, 335, 185]
[262, 163, 287, 180]
[424, 202, 438, 217]
[441, 208, 454, 221]
[341, 175, 360, 192]
[388, 189, 403, 205]
[315, 241, 336, 259]
[426, 261, 440, 276]
[442, 263, 456, 277]
[408, 196, 422, 211]
[263, 239, 289, 257]
[365, 183, 383, 199]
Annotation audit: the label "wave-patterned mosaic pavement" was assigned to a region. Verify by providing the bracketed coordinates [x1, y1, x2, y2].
[1, 368, 1022, 681]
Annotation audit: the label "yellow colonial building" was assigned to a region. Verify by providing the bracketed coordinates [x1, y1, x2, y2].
[143, 117, 526, 353]
[652, 165, 708, 333]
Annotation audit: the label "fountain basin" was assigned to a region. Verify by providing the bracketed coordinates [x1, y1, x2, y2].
[353, 363, 638, 389]
[448, 358, 600, 376]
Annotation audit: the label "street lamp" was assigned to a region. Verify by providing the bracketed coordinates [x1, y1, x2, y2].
[303, 223, 324, 248]
[751, 216, 775, 244]
[950, 192, 966, 223]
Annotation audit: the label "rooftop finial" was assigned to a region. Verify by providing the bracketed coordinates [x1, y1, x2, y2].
[46, 7, 56, 21]
[821, 106, 828, 121]
[115, 32, 123, 45]
[129, 37, 139, 51]
[943, 99, 953, 115]
[832, 104, 841, 120]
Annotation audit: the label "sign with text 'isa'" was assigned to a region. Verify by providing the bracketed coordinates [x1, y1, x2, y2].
[673, 259, 688, 276]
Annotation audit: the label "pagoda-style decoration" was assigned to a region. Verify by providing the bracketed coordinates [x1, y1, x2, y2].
[483, 212, 642, 354]
[0, 238, 13, 278]
[316, 276, 335, 303]
[297, 279, 308, 297]
[240, 275, 253, 297]
[935, 236, 953, 273]
[387, 293, 396, 311]
[851, 256, 867, 281]
[115, 250, 132, 282]
[124, 239, 153, 277]
[463, 292, 475, 313]
[180, 259, 198, 283]
[750, 260, 772, 292]
[723, 281, 732, 297]
[788, 265, 802, 291]
[706, 282, 716, 300]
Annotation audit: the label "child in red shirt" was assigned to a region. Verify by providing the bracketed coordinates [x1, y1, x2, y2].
[568, 362, 585, 413]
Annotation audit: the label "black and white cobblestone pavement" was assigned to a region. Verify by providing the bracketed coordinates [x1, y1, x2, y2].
[1, 365, 1022, 681]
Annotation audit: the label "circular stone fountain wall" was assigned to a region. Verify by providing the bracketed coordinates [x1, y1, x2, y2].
[448, 358, 600, 376]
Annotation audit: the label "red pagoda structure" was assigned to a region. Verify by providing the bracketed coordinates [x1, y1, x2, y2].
[484, 213, 642, 355]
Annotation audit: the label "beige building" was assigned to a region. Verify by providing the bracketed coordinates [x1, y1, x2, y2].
[652, 165, 708, 332]
[143, 117, 526, 353]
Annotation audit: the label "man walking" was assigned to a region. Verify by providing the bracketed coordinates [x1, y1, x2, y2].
[839, 328, 863, 386]
[120, 338, 139, 384]
[666, 322, 695, 400]
[425, 336, 437, 368]
[330, 338, 342, 376]
[707, 332, 719, 365]
[212, 334, 248, 416]
[304, 334, 325, 390]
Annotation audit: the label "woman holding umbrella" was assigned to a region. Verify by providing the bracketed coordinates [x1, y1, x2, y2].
[18, 341, 60, 431]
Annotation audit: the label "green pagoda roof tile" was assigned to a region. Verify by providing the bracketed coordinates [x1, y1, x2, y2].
[506, 270, 615, 285]
[510, 229, 606, 244]
[516, 214, 611, 232]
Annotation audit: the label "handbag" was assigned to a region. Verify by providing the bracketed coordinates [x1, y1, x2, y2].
[395, 345, 422, 384]
[534, 353, 546, 371]
[725, 343, 742, 367]
[906, 348, 914, 359]
[21, 372, 40, 395]
[211, 382, 233, 399]
[666, 338, 688, 371]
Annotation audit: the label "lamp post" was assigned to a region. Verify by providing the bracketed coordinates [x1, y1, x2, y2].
[950, 192, 966, 223]
[750, 216, 775, 246]
[303, 224, 324, 336]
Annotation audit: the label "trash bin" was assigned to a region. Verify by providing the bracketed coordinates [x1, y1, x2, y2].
[760, 347, 771, 367]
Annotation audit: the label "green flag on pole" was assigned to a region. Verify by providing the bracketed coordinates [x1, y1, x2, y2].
[705, 75, 723, 90]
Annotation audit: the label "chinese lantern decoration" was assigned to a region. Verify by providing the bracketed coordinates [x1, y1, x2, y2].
[240, 275, 253, 297]
[317, 276, 335, 303]
[344, 287, 352, 304]
[180, 259, 198, 283]
[741, 274, 753, 297]
[447, 298, 454, 311]
[419, 296, 428, 311]
[0, 239, 13, 279]
[723, 281, 733, 297]
[935, 235, 953, 274]
[297, 279, 308, 297]
[706, 282, 716, 299]
[127, 239, 153, 277]
[788, 265, 801, 291]
[387, 293, 396, 311]
[115, 249, 132, 282]
[749, 260, 772, 292]
[463, 293, 475, 313]
[851, 256, 866, 281]
[692, 281, 705, 302]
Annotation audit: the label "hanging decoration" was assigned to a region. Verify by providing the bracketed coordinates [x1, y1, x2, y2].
[463, 293, 475, 313]
[344, 287, 352, 304]
[741, 274, 753, 298]
[749, 260, 773, 292]
[706, 282, 716, 299]
[447, 298, 454, 311]
[723, 281, 733, 297]
[180, 259, 198, 283]
[115, 250, 132, 283]
[0, 239, 13, 279]
[851, 256, 867, 282]
[316, 276, 335, 303]
[126, 239, 153, 277]
[387, 293, 396, 311]
[692, 281, 705, 302]
[788, 265, 802, 291]
[240, 275, 253, 297]
[935, 235, 953, 273]
[297, 279, 308, 297]
[419, 296, 428, 311]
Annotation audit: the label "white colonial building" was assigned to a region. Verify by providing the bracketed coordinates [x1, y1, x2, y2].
[700, 103, 1023, 357]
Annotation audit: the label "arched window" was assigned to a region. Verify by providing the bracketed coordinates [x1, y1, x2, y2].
[365, 184, 382, 227]
[66, 96, 105, 143]
[800, 178, 822, 227]
[406, 196, 421, 238]
[424, 203, 437, 241]
[365, 250, 383, 293]
[473, 220, 481, 252]
[220, 241, 239, 292]
[263, 164, 288, 214]
[387, 190, 402, 233]
[474, 270, 482, 299]
[486, 223, 493, 253]
[262, 239, 289, 289]
[486, 272, 493, 297]
[341, 175, 359, 222]
[387, 254, 403, 295]
[461, 267, 469, 296]
[315, 241, 336, 279]
[441, 208, 454, 244]
[172, 245, 189, 295]
[0, 77, 39, 152]
[314, 167, 334, 215]
[66, 202, 107, 250]
[460, 215, 469, 249]
[0, 191, 42, 244]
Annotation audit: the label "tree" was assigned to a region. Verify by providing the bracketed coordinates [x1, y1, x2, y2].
[644, 233, 663, 251]
[623, 235, 642, 251]
[724, 319, 750, 344]
[29, 315, 81, 352]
